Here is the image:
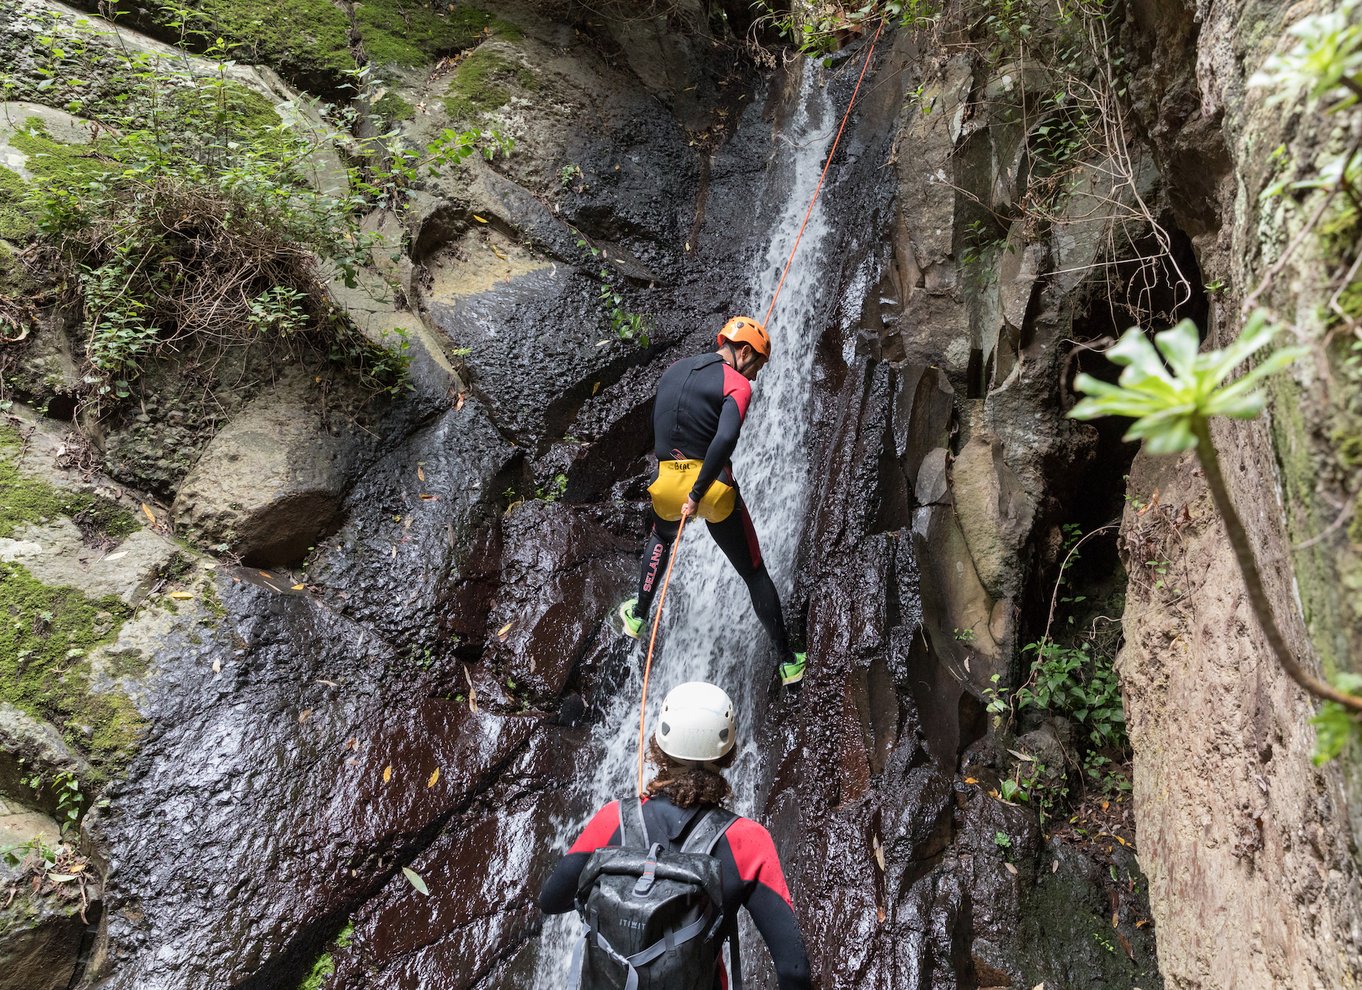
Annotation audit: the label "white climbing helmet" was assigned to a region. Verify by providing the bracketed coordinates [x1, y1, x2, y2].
[655, 681, 737, 764]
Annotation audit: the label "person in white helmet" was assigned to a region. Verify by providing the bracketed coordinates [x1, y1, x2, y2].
[538, 681, 811, 989]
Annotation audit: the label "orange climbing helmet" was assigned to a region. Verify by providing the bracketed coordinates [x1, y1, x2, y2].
[716, 316, 771, 358]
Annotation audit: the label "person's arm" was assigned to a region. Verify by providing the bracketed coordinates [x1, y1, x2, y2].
[538, 801, 622, 914]
[727, 820, 812, 990]
[689, 397, 743, 504]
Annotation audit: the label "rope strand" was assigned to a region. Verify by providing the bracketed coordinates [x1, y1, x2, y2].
[636, 512, 689, 795]
[760, 19, 887, 331]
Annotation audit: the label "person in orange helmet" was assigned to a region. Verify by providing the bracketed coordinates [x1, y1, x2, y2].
[616, 317, 806, 687]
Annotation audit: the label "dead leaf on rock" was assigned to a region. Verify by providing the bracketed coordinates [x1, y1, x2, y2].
[1004, 862, 1018, 875]
[455, 391, 467, 411]
[418, 465, 426, 482]
[964, 777, 978, 785]
[402, 866, 429, 895]
[298, 709, 312, 723]
[427, 767, 440, 788]
[211, 659, 221, 674]
[141, 503, 157, 525]
[169, 591, 194, 600]
[497, 622, 513, 640]
[383, 765, 393, 783]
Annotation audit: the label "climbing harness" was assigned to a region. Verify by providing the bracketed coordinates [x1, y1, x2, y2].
[633, 21, 888, 794]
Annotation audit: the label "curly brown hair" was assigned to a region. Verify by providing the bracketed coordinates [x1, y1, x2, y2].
[644, 739, 735, 808]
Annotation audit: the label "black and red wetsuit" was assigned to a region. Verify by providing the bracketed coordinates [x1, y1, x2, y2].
[538, 794, 812, 990]
[635, 351, 792, 661]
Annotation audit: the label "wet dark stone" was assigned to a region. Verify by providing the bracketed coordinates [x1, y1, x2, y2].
[477, 500, 634, 701]
[326, 724, 585, 990]
[92, 575, 536, 990]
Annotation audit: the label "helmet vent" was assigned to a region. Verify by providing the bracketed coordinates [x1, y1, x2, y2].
[719, 728, 729, 742]
[660, 721, 671, 736]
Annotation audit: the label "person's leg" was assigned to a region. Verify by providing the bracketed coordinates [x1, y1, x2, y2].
[706, 498, 791, 659]
[635, 510, 680, 621]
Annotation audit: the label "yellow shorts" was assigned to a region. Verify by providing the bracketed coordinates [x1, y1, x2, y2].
[647, 459, 736, 523]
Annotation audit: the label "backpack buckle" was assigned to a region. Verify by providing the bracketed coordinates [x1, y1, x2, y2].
[633, 842, 664, 895]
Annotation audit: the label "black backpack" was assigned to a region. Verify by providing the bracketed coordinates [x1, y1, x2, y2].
[572, 799, 742, 990]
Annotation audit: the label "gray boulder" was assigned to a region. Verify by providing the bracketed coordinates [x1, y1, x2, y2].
[172, 376, 357, 566]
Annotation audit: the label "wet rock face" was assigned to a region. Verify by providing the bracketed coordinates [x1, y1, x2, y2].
[0, 3, 1217, 989]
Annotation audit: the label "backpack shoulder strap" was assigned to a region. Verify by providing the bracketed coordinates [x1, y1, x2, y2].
[680, 808, 742, 990]
[619, 797, 649, 849]
[678, 806, 737, 856]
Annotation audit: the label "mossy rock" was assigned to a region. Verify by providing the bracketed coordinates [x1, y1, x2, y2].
[0, 561, 141, 780]
[443, 44, 538, 121]
[0, 164, 34, 242]
[0, 441, 139, 544]
[355, 0, 518, 67]
[373, 89, 416, 123]
[86, 0, 354, 95]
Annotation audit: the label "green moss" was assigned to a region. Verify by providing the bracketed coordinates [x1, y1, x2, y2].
[442, 46, 536, 120]
[0, 165, 35, 242]
[0, 561, 140, 776]
[167, 0, 354, 91]
[0, 453, 139, 541]
[9, 119, 115, 196]
[373, 90, 415, 123]
[296, 918, 355, 989]
[355, 0, 508, 66]
[298, 952, 335, 990]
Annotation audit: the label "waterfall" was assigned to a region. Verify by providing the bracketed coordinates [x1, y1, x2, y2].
[533, 61, 837, 983]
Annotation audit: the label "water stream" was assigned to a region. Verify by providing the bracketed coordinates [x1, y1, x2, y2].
[533, 61, 838, 984]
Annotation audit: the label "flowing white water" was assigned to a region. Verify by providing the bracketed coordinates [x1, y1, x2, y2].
[534, 63, 837, 983]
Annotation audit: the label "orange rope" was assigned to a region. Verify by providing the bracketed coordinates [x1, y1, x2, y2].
[760, 18, 887, 332]
[636, 512, 689, 796]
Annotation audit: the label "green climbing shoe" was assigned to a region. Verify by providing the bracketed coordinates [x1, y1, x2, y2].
[778, 652, 807, 687]
[617, 597, 644, 639]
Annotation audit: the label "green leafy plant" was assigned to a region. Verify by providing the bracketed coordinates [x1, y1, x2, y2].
[1311, 673, 1362, 764]
[536, 473, 568, 502]
[753, 0, 939, 57]
[576, 239, 651, 346]
[1070, 314, 1362, 720]
[1247, 11, 1362, 111]
[22, 769, 85, 833]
